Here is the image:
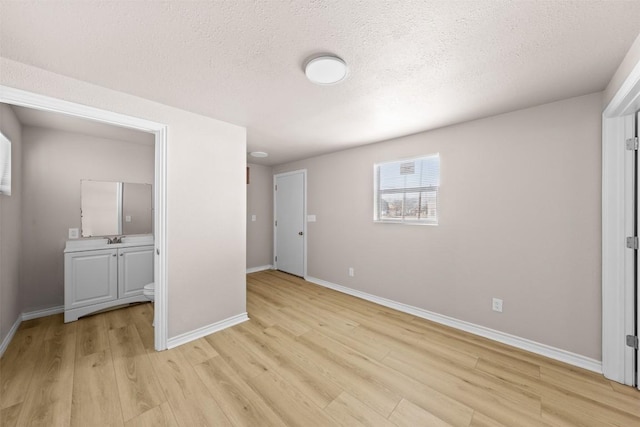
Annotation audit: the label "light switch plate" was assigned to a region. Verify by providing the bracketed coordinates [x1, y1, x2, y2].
[68, 228, 79, 239]
[307, 215, 316, 222]
[251, 215, 257, 222]
[125, 215, 132, 222]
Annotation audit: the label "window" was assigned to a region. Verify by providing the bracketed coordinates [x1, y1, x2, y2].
[374, 154, 440, 224]
[0, 132, 11, 196]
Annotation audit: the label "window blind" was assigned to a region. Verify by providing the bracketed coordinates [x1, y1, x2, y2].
[374, 154, 439, 224]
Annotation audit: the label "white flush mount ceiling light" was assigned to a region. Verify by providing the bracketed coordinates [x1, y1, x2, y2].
[305, 55, 348, 85]
[249, 151, 268, 158]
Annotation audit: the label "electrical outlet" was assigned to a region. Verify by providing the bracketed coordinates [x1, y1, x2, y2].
[492, 298, 503, 313]
[348, 267, 355, 277]
[68, 228, 79, 239]
[251, 215, 257, 222]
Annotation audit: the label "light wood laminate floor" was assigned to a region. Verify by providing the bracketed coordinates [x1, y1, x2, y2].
[1, 270, 639, 426]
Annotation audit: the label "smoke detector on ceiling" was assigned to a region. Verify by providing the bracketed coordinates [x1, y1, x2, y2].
[305, 55, 348, 85]
[249, 151, 268, 158]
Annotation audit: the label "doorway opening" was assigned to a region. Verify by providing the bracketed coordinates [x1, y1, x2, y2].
[602, 64, 640, 388]
[0, 85, 168, 351]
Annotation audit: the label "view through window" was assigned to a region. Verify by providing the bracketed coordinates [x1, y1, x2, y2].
[374, 154, 440, 224]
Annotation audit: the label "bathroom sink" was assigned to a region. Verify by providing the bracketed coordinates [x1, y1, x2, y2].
[65, 234, 154, 253]
[64, 238, 110, 252]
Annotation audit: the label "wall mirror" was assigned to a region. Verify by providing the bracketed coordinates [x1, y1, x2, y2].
[81, 180, 152, 237]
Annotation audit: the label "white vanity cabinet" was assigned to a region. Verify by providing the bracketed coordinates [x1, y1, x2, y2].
[65, 248, 119, 312]
[118, 245, 154, 298]
[64, 236, 153, 322]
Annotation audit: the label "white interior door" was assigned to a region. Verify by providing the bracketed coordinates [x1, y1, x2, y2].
[274, 170, 305, 277]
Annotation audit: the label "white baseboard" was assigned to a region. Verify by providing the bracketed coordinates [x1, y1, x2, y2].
[167, 312, 250, 349]
[22, 305, 64, 321]
[0, 316, 22, 358]
[306, 276, 602, 374]
[0, 304, 64, 358]
[246, 265, 273, 274]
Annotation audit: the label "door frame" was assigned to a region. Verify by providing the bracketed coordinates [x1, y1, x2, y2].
[273, 169, 307, 277]
[0, 85, 169, 351]
[602, 60, 640, 386]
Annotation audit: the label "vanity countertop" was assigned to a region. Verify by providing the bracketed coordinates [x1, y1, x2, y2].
[64, 235, 154, 253]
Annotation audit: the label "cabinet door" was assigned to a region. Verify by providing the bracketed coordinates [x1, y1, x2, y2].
[118, 245, 154, 298]
[65, 249, 118, 309]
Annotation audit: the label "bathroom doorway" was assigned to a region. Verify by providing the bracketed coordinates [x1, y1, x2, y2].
[602, 65, 640, 389]
[0, 85, 168, 350]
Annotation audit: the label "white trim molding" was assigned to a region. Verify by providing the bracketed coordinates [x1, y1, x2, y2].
[602, 57, 640, 386]
[307, 276, 602, 374]
[0, 305, 65, 357]
[0, 316, 22, 358]
[246, 265, 273, 274]
[153, 125, 169, 351]
[22, 305, 64, 321]
[167, 312, 249, 349]
[0, 85, 170, 352]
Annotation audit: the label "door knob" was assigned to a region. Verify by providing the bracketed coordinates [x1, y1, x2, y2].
[298, 231, 304, 236]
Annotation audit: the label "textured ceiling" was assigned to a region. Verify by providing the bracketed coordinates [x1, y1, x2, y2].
[1, 1, 639, 165]
[8, 104, 154, 145]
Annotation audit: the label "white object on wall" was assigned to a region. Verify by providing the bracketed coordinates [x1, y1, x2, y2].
[0, 131, 11, 195]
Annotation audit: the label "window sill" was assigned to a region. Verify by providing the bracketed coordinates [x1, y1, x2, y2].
[373, 220, 438, 226]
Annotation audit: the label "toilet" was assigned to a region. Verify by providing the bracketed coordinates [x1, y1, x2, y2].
[143, 282, 155, 326]
[143, 282, 155, 302]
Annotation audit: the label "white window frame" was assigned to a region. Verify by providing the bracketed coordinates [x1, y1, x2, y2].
[373, 154, 440, 225]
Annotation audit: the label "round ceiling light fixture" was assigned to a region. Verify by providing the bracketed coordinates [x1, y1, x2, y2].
[305, 55, 348, 85]
[249, 151, 268, 158]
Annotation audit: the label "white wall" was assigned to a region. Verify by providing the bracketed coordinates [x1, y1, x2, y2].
[0, 103, 22, 345]
[1, 58, 247, 338]
[247, 163, 273, 269]
[275, 92, 603, 360]
[20, 126, 154, 311]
